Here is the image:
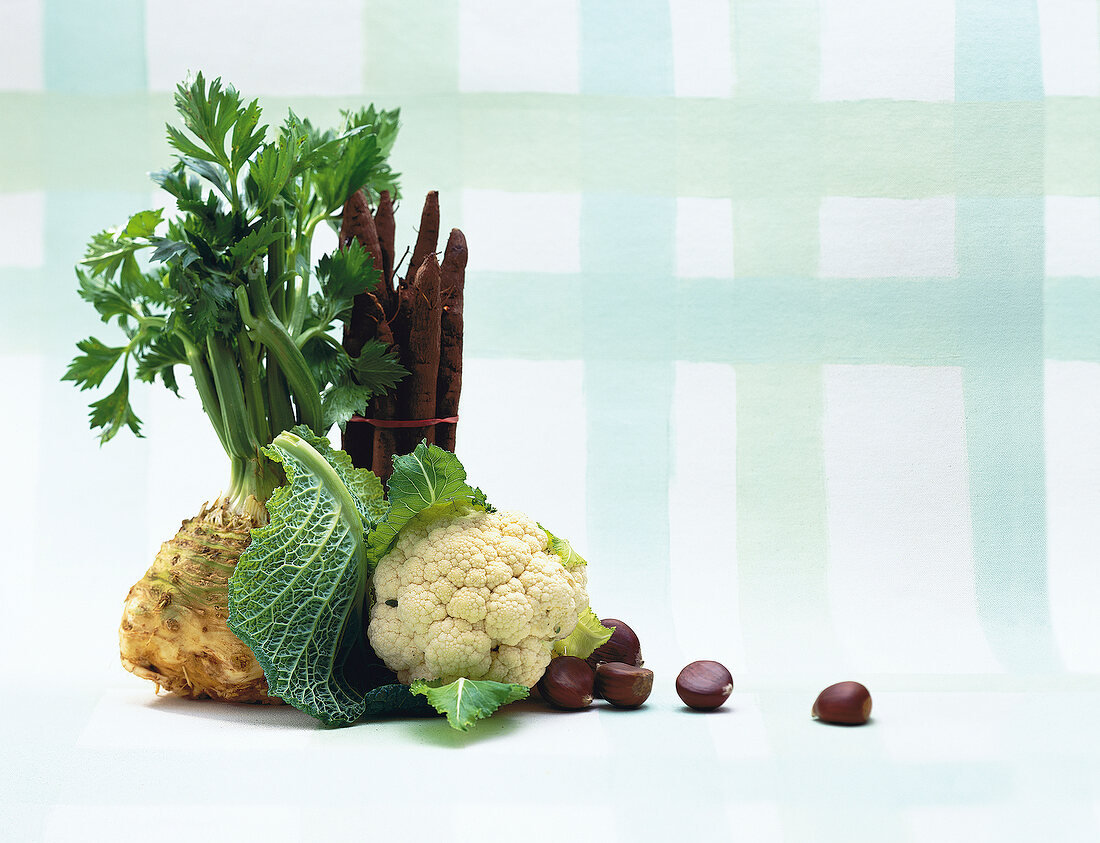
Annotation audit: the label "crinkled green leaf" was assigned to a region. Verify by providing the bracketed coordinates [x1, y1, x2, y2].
[228, 427, 383, 725]
[551, 608, 614, 659]
[361, 683, 434, 718]
[544, 529, 587, 570]
[410, 678, 528, 731]
[285, 424, 386, 525]
[366, 442, 489, 566]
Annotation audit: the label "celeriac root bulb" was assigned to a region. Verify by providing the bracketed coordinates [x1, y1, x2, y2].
[119, 500, 279, 704]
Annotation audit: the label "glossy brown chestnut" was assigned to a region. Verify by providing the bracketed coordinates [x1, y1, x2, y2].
[537, 656, 594, 710]
[586, 619, 643, 670]
[812, 681, 872, 725]
[595, 662, 654, 709]
[675, 660, 733, 711]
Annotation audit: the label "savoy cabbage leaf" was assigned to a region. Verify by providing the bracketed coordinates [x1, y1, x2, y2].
[227, 426, 382, 725]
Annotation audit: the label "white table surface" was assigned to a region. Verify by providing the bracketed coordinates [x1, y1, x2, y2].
[5, 661, 1100, 842]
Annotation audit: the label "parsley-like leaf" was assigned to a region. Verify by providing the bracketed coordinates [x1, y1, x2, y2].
[62, 337, 124, 390]
[88, 366, 143, 443]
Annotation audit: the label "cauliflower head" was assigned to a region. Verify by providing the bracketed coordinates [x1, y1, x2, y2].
[367, 509, 589, 687]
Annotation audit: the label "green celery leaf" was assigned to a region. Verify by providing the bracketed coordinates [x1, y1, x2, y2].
[134, 332, 188, 394]
[250, 123, 304, 212]
[366, 442, 489, 566]
[228, 219, 282, 271]
[63, 337, 123, 390]
[179, 155, 232, 201]
[350, 340, 406, 395]
[172, 73, 243, 168]
[148, 237, 200, 267]
[322, 381, 373, 434]
[551, 608, 614, 659]
[301, 332, 352, 386]
[123, 208, 164, 238]
[410, 678, 528, 732]
[316, 239, 379, 302]
[230, 98, 267, 173]
[361, 683, 435, 718]
[544, 529, 587, 570]
[82, 230, 145, 281]
[311, 107, 401, 213]
[76, 269, 133, 323]
[165, 124, 216, 163]
[228, 427, 384, 725]
[88, 366, 142, 442]
[151, 165, 203, 204]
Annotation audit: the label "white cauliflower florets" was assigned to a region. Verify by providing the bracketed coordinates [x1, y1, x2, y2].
[367, 510, 588, 687]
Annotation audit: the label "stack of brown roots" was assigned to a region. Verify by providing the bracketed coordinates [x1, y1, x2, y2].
[340, 189, 468, 481]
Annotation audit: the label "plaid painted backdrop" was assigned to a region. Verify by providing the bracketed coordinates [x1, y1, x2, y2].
[2, 1, 1100, 839]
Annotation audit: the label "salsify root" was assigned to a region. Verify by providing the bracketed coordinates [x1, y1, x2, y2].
[119, 499, 280, 704]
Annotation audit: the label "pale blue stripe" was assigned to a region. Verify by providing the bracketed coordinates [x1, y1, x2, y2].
[955, 0, 1044, 102]
[957, 196, 1059, 671]
[580, 0, 674, 96]
[1045, 278, 1100, 361]
[43, 0, 147, 93]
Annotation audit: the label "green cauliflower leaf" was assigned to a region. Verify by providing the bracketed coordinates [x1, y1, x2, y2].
[410, 678, 529, 731]
[366, 441, 490, 567]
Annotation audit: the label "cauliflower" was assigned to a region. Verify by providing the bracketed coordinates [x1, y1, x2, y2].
[368, 509, 590, 687]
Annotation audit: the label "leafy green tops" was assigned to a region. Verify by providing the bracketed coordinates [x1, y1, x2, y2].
[63, 74, 405, 512]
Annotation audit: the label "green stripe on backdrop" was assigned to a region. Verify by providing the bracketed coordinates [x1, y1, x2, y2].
[732, 0, 819, 100]
[361, 0, 459, 96]
[735, 365, 837, 673]
[0, 94, 1070, 199]
[44, 0, 147, 93]
[1045, 98, 1100, 195]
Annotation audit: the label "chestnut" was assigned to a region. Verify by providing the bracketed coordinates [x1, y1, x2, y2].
[537, 656, 594, 710]
[595, 662, 653, 709]
[812, 681, 872, 725]
[676, 660, 733, 711]
[586, 619, 643, 670]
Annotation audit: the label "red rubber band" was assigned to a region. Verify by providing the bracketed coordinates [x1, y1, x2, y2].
[350, 415, 459, 429]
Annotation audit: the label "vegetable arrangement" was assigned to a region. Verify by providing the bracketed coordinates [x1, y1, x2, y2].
[65, 74, 406, 703]
[64, 73, 616, 731]
[227, 430, 610, 728]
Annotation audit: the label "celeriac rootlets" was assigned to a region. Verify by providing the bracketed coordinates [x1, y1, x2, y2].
[64, 74, 407, 702]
